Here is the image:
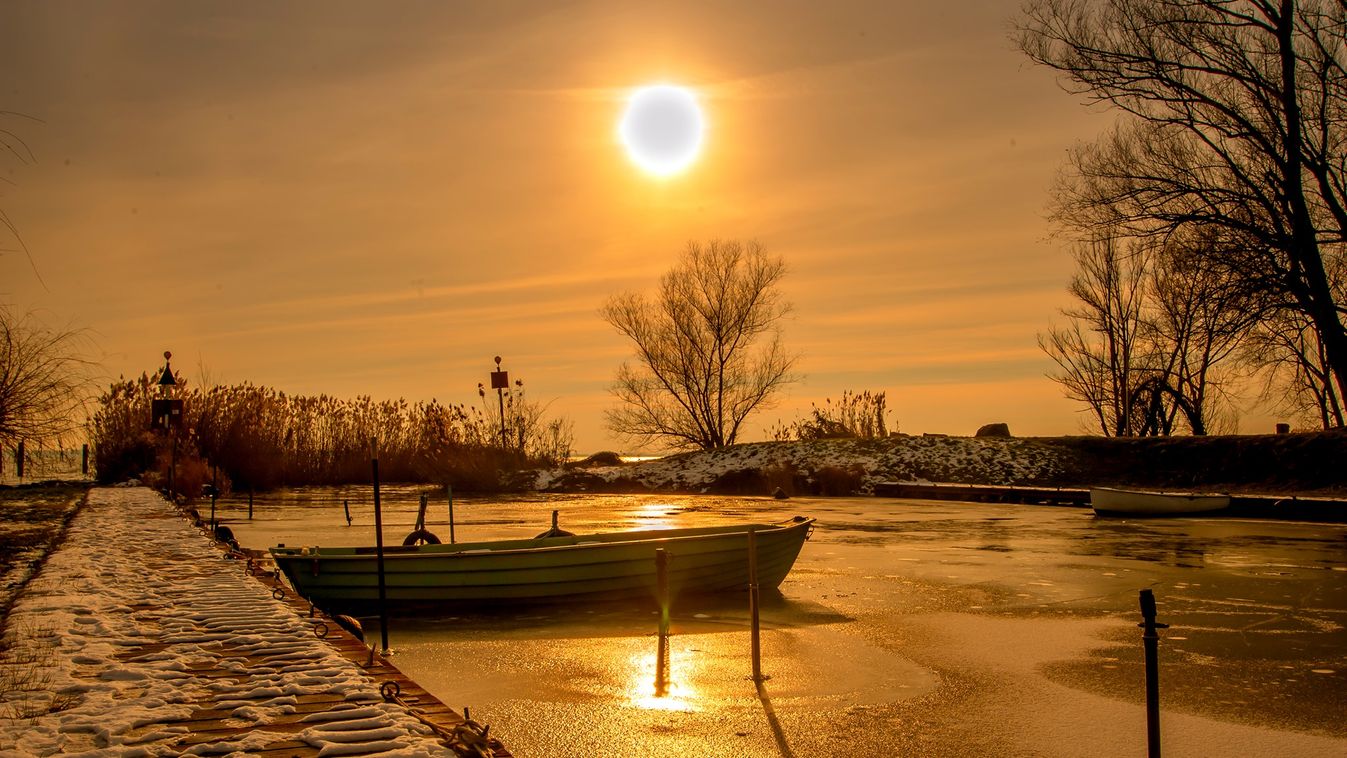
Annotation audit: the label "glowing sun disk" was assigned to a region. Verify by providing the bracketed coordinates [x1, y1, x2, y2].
[618, 84, 705, 177]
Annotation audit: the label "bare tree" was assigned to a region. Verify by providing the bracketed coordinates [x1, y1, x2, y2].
[1245, 307, 1346, 427]
[1042, 226, 1256, 435]
[0, 307, 94, 449]
[1145, 230, 1261, 433]
[1017, 0, 1347, 421]
[601, 240, 798, 450]
[1041, 233, 1152, 435]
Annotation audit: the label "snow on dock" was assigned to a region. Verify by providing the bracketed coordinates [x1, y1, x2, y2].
[0, 487, 508, 757]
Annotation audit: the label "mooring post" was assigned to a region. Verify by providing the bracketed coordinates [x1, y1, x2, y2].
[655, 547, 670, 696]
[447, 485, 455, 544]
[749, 526, 763, 683]
[169, 433, 177, 501]
[343, 498, 352, 526]
[1139, 589, 1168, 758]
[207, 465, 218, 535]
[81, 443, 88, 476]
[371, 439, 390, 655]
[15, 441, 23, 479]
[248, 489, 254, 519]
[209, 466, 219, 534]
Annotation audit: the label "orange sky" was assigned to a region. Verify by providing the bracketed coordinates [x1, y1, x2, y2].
[2, 1, 1271, 452]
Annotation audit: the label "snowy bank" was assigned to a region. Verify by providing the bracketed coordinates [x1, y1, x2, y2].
[532, 431, 1347, 496]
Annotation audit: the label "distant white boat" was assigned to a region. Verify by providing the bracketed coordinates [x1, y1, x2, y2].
[1090, 486, 1231, 516]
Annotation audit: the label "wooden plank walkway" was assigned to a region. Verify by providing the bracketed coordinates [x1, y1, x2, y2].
[0, 487, 511, 757]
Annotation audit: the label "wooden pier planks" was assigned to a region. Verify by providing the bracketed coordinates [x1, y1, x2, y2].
[102, 506, 512, 757]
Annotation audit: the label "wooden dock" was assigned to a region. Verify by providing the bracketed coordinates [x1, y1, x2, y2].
[0, 487, 511, 757]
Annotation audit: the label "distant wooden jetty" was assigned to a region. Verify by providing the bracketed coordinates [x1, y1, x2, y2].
[872, 481, 1090, 506]
[872, 481, 1347, 522]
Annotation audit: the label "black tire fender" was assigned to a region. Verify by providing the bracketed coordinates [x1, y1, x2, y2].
[402, 529, 441, 546]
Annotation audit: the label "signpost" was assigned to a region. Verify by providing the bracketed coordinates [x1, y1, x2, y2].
[490, 356, 509, 449]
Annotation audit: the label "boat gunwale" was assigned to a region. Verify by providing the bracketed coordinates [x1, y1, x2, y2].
[270, 517, 814, 561]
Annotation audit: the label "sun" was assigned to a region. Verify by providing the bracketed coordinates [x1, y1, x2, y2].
[618, 84, 705, 177]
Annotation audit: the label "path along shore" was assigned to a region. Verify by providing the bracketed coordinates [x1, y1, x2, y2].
[0, 487, 505, 757]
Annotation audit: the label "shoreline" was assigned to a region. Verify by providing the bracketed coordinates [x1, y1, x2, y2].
[533, 431, 1347, 498]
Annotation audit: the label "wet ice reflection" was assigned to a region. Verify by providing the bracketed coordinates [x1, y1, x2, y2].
[629, 647, 699, 712]
[223, 491, 1347, 757]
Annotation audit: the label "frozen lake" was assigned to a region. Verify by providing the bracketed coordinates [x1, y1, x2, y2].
[218, 488, 1347, 757]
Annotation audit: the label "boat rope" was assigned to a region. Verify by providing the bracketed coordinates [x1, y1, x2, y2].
[380, 680, 500, 757]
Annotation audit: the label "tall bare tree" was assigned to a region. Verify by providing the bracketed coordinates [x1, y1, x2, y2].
[0, 307, 94, 449]
[1041, 233, 1151, 435]
[1018, 0, 1347, 421]
[1042, 226, 1256, 435]
[601, 240, 798, 450]
[1245, 307, 1346, 426]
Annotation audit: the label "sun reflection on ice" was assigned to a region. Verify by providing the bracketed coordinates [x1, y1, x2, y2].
[624, 500, 681, 531]
[627, 649, 700, 712]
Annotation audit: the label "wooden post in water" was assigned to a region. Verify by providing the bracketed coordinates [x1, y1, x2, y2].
[248, 489, 254, 519]
[371, 440, 390, 655]
[748, 526, 763, 683]
[15, 441, 23, 479]
[209, 466, 218, 535]
[81, 444, 88, 476]
[343, 498, 351, 526]
[446, 485, 455, 544]
[1139, 589, 1168, 758]
[655, 547, 670, 696]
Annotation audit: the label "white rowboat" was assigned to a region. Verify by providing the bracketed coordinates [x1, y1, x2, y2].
[1090, 486, 1231, 516]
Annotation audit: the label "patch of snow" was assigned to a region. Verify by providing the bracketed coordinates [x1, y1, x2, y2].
[535, 436, 1069, 493]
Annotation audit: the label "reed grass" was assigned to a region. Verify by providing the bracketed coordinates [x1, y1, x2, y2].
[88, 374, 572, 496]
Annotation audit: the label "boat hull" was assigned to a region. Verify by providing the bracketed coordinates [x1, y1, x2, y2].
[1090, 487, 1230, 517]
[270, 517, 814, 611]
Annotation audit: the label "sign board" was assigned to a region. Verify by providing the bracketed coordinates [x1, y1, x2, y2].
[490, 370, 509, 390]
[151, 399, 184, 430]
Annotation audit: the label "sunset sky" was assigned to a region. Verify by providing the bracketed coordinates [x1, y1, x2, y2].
[3, 0, 1263, 453]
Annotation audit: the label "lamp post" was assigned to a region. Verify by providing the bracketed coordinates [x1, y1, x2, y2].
[151, 351, 182, 500]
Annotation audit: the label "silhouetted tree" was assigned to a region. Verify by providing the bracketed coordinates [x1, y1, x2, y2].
[1041, 233, 1152, 435]
[602, 240, 798, 450]
[0, 306, 93, 449]
[1042, 227, 1256, 435]
[1018, 0, 1347, 424]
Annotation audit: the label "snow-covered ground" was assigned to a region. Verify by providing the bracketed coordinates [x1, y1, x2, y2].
[535, 436, 1070, 493]
[0, 487, 458, 757]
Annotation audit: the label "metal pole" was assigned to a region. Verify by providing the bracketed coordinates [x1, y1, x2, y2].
[372, 440, 390, 655]
[497, 386, 507, 449]
[749, 526, 763, 683]
[1139, 589, 1168, 758]
[655, 547, 669, 697]
[447, 485, 455, 544]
